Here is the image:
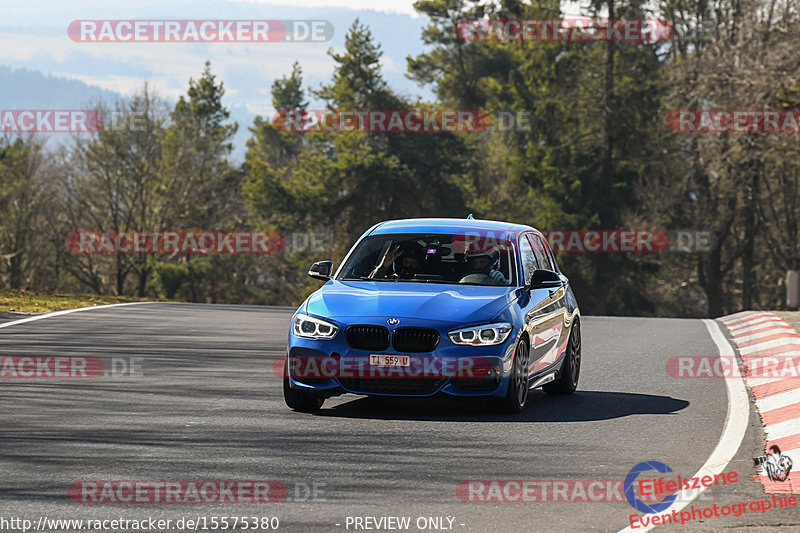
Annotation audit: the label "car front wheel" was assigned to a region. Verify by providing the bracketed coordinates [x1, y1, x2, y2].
[488, 338, 529, 413]
[283, 358, 324, 412]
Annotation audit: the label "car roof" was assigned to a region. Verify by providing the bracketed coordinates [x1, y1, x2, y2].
[368, 217, 535, 236]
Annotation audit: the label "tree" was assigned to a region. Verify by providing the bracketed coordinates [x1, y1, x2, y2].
[649, 0, 800, 315]
[161, 60, 240, 230]
[64, 87, 169, 295]
[158, 61, 245, 302]
[0, 136, 46, 289]
[408, 0, 664, 315]
[243, 20, 471, 303]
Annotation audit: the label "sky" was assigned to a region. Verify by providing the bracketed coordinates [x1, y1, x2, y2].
[0, 0, 591, 108]
[0, 0, 593, 158]
[230, 0, 422, 17]
[0, 0, 431, 114]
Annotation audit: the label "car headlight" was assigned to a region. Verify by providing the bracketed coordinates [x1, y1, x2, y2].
[448, 322, 513, 346]
[293, 313, 339, 339]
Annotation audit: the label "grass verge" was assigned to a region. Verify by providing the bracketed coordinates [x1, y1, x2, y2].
[0, 288, 161, 314]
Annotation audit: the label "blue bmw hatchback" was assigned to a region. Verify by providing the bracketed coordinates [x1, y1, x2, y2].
[283, 217, 581, 413]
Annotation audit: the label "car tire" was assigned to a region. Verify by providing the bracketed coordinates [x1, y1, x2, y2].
[543, 321, 581, 395]
[488, 338, 529, 414]
[283, 358, 324, 412]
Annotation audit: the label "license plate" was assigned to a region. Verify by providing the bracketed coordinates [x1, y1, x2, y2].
[369, 354, 410, 367]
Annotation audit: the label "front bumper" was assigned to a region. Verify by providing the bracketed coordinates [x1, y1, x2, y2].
[286, 317, 517, 398]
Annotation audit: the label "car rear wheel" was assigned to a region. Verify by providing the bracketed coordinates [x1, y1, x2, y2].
[488, 338, 529, 413]
[283, 358, 324, 412]
[543, 321, 581, 395]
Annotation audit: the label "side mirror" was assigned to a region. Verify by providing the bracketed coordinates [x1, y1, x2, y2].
[308, 260, 333, 281]
[528, 269, 562, 290]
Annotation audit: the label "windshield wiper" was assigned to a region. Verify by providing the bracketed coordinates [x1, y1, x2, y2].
[339, 277, 394, 282]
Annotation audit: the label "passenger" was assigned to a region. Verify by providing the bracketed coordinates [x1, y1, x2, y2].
[370, 241, 425, 279]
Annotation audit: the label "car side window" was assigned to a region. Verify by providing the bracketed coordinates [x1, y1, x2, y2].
[520, 234, 539, 284]
[531, 234, 556, 272]
[542, 237, 558, 272]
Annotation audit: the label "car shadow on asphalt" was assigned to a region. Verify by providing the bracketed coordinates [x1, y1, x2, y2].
[315, 390, 689, 422]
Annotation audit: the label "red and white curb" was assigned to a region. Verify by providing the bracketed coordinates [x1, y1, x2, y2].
[719, 311, 800, 493]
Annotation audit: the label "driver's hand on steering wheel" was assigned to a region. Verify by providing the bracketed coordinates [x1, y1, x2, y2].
[489, 270, 506, 284]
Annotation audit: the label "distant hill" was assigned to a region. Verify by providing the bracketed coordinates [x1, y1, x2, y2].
[0, 66, 122, 109]
[0, 66, 256, 161]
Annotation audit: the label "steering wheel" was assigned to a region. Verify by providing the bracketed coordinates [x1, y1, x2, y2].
[459, 273, 492, 284]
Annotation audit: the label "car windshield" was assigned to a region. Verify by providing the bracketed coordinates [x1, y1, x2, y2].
[337, 233, 516, 286]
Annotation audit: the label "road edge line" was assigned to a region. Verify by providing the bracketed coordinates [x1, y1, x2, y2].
[0, 302, 155, 330]
[616, 319, 750, 532]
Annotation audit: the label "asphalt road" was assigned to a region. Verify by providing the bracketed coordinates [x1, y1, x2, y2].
[0, 303, 795, 532]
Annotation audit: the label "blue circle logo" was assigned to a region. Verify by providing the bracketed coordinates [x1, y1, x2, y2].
[624, 461, 677, 514]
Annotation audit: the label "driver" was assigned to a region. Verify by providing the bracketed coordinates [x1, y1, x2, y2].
[370, 241, 425, 279]
[462, 246, 507, 285]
